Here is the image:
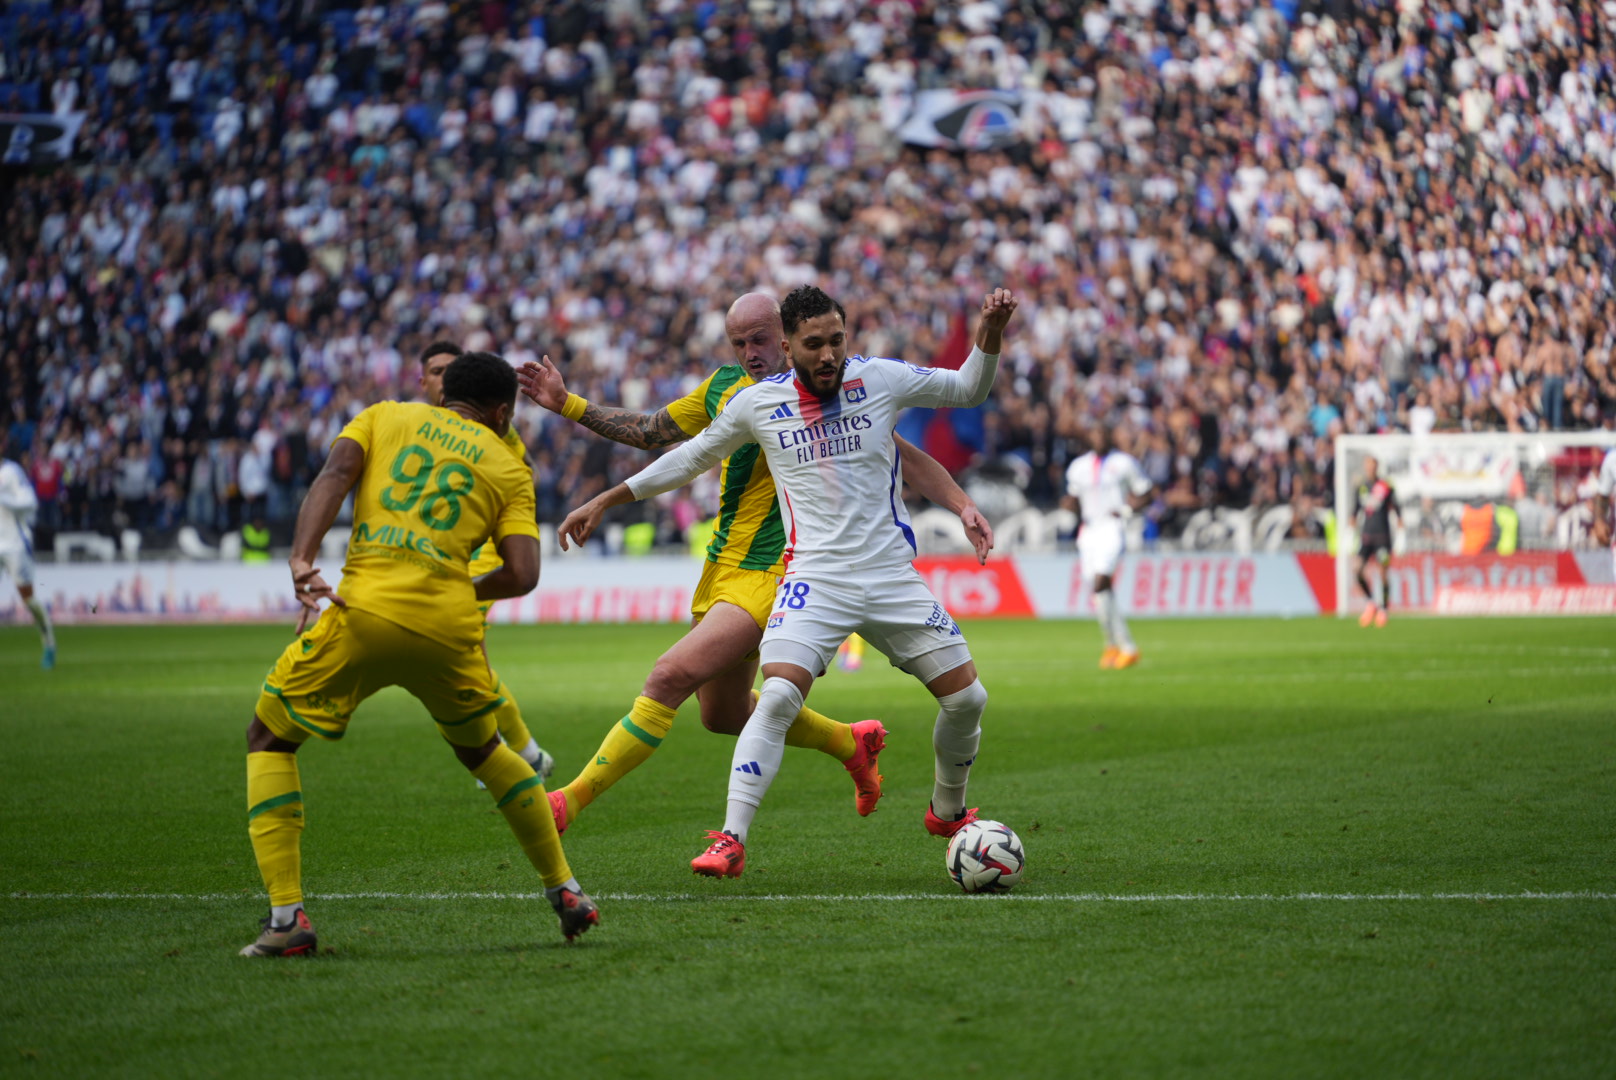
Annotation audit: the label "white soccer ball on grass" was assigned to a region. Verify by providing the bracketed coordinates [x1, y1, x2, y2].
[946, 820, 1026, 893]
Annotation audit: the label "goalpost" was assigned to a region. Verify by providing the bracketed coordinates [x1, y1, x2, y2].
[1332, 431, 1616, 617]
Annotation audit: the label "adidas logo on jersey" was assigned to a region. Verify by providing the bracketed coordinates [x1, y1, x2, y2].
[735, 761, 763, 776]
[768, 403, 795, 420]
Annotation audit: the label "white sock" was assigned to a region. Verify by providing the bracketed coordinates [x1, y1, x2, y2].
[1094, 588, 1117, 648]
[931, 679, 987, 819]
[1108, 594, 1135, 651]
[271, 903, 302, 925]
[544, 877, 581, 900]
[26, 596, 54, 647]
[722, 676, 803, 844]
[514, 737, 539, 763]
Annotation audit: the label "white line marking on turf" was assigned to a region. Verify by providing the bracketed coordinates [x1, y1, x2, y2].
[7, 891, 1614, 902]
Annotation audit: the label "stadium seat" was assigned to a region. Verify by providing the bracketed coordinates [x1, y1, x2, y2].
[995, 507, 1060, 554]
[176, 525, 218, 560]
[219, 531, 242, 560]
[55, 532, 118, 563]
[120, 529, 143, 562]
[910, 507, 976, 557]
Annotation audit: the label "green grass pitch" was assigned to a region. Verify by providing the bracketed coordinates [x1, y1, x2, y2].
[3, 616, 1614, 1078]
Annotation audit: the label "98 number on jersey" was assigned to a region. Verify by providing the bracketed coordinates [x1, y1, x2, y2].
[380, 444, 477, 530]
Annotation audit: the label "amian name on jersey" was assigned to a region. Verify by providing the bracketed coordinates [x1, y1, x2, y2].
[775, 413, 873, 464]
[417, 419, 485, 463]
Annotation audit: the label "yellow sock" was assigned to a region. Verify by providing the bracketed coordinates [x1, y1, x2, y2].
[473, 743, 571, 889]
[562, 695, 676, 817]
[779, 693, 858, 762]
[489, 671, 535, 755]
[246, 751, 305, 907]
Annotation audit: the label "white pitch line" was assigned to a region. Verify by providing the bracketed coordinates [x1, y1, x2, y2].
[6, 891, 1614, 903]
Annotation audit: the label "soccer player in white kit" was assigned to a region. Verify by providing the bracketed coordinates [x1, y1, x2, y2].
[0, 436, 56, 669]
[561, 285, 1017, 878]
[1061, 426, 1153, 669]
[1593, 447, 1616, 574]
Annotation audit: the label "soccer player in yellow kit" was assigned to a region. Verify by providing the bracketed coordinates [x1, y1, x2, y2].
[240, 352, 597, 956]
[517, 293, 992, 841]
[417, 341, 554, 781]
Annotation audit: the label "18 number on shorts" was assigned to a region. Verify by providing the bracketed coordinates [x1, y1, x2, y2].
[776, 580, 812, 610]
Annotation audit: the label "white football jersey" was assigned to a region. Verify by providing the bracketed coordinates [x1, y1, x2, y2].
[1065, 450, 1150, 523]
[0, 458, 39, 553]
[628, 351, 998, 574]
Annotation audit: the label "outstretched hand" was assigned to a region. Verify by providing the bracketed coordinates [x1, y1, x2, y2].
[558, 496, 608, 552]
[290, 559, 344, 635]
[516, 355, 567, 412]
[960, 504, 995, 565]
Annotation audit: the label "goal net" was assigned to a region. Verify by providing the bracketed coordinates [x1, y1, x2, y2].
[1332, 432, 1616, 617]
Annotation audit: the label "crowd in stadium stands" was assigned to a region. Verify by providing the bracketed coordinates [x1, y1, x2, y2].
[2, 0, 1614, 553]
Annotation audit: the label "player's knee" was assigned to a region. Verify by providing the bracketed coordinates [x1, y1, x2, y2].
[1093, 575, 1114, 592]
[644, 656, 702, 703]
[939, 678, 988, 718]
[452, 735, 501, 772]
[752, 676, 805, 734]
[246, 716, 299, 754]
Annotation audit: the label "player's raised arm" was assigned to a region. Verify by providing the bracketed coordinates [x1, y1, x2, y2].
[899, 289, 1019, 410]
[895, 435, 994, 564]
[975, 287, 1017, 355]
[517, 354, 689, 450]
[288, 436, 363, 625]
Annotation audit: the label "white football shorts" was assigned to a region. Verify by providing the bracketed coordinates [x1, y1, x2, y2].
[0, 545, 36, 588]
[1077, 518, 1126, 578]
[759, 566, 969, 677]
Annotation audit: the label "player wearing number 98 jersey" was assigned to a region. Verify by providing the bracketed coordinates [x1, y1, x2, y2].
[241, 353, 597, 956]
[419, 341, 553, 782]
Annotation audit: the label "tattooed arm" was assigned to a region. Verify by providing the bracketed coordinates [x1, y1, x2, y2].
[517, 355, 692, 450]
[571, 401, 689, 450]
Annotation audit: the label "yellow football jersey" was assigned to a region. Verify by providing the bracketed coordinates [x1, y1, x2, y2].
[468, 425, 529, 578]
[665, 365, 786, 574]
[336, 401, 539, 647]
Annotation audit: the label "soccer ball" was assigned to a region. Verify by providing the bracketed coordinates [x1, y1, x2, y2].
[946, 820, 1026, 893]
